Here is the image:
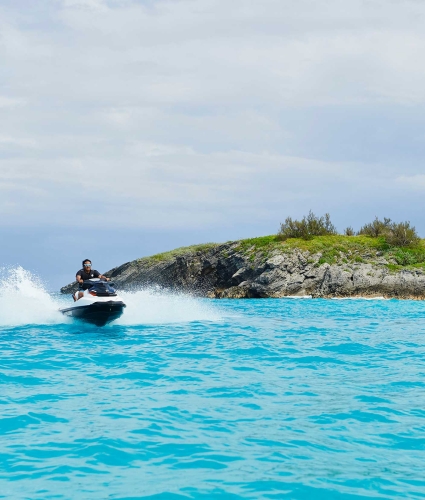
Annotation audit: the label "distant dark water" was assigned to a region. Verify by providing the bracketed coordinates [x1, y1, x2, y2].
[1, 273, 425, 499]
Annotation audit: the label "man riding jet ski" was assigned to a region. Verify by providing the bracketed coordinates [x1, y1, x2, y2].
[59, 259, 126, 326]
[74, 259, 109, 301]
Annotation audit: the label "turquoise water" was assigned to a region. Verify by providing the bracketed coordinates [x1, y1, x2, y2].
[1, 269, 425, 499]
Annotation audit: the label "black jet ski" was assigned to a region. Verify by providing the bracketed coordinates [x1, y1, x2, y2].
[60, 279, 126, 326]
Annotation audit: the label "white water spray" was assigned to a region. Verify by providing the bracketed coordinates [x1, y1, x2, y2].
[116, 288, 221, 325]
[0, 267, 221, 327]
[0, 267, 64, 326]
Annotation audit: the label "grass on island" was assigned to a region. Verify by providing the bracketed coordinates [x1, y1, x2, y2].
[138, 235, 425, 271]
[138, 243, 218, 265]
[235, 234, 425, 270]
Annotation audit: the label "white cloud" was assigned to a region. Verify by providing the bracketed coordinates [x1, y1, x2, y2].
[0, 96, 26, 108]
[0, 0, 424, 234]
[0, 143, 396, 229]
[0, 136, 38, 148]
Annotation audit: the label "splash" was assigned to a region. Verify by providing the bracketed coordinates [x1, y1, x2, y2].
[116, 288, 221, 325]
[0, 267, 64, 326]
[0, 267, 220, 327]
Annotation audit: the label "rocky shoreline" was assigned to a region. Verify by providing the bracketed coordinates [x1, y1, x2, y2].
[61, 241, 425, 299]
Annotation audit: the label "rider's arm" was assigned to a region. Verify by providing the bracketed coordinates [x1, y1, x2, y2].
[76, 274, 84, 285]
[94, 269, 109, 281]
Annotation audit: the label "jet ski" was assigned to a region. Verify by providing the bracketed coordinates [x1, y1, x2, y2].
[60, 279, 126, 326]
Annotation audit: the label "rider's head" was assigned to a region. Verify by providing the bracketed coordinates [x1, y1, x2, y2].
[82, 259, 92, 269]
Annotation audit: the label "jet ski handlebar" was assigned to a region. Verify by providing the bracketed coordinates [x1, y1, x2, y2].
[81, 279, 115, 290]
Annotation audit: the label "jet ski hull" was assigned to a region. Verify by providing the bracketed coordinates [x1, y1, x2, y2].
[60, 301, 126, 327]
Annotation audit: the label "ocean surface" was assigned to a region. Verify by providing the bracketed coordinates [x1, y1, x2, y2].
[1, 267, 425, 499]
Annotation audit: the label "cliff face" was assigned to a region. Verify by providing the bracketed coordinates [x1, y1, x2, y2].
[61, 242, 425, 299]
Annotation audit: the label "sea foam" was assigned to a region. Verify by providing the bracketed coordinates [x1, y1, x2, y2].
[0, 267, 220, 327]
[0, 266, 64, 326]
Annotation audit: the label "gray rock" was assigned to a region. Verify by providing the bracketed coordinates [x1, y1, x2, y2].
[60, 243, 425, 300]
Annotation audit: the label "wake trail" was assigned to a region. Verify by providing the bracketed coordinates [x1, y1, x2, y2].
[116, 288, 221, 325]
[0, 267, 221, 327]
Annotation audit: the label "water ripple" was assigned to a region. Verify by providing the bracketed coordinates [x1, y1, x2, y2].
[1, 298, 425, 498]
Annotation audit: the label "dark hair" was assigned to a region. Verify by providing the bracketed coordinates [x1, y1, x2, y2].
[82, 259, 92, 266]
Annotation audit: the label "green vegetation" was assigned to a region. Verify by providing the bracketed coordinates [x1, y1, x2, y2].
[234, 235, 279, 252]
[139, 243, 218, 264]
[280, 234, 388, 253]
[392, 248, 425, 266]
[139, 234, 425, 271]
[233, 235, 284, 263]
[358, 217, 393, 238]
[277, 212, 420, 248]
[278, 235, 388, 266]
[358, 217, 419, 247]
[235, 234, 425, 269]
[278, 211, 337, 240]
[387, 222, 420, 247]
[234, 234, 386, 265]
[135, 212, 424, 273]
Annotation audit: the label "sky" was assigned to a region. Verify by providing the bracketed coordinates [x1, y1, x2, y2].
[1, 0, 425, 289]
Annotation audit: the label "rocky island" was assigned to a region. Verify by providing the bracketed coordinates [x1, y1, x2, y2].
[61, 235, 425, 300]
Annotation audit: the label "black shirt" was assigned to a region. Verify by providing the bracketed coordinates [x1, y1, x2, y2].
[76, 268, 101, 281]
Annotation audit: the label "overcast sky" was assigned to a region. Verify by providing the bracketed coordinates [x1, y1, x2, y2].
[1, 0, 425, 289]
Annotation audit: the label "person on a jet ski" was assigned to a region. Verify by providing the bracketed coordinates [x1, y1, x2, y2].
[74, 259, 110, 301]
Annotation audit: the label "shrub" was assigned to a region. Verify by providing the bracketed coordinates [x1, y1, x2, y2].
[278, 211, 337, 240]
[358, 217, 419, 247]
[344, 226, 355, 236]
[393, 249, 417, 266]
[386, 221, 420, 247]
[358, 217, 392, 238]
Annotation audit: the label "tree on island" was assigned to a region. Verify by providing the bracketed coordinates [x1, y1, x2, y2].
[278, 212, 420, 247]
[278, 211, 337, 240]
